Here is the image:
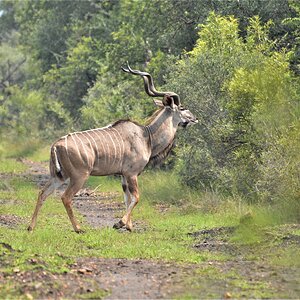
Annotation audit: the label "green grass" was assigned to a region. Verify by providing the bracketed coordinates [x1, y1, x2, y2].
[139, 170, 196, 205]
[86, 175, 122, 194]
[27, 145, 50, 162]
[0, 282, 25, 299]
[1, 151, 299, 299]
[4, 189, 235, 273]
[0, 158, 27, 174]
[0, 172, 236, 275]
[79, 289, 110, 299]
[0, 138, 46, 159]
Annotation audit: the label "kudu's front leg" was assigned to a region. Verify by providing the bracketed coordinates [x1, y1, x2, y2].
[114, 175, 139, 231]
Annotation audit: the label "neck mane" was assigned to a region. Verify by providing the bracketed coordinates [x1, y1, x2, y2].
[145, 133, 175, 168]
[145, 108, 164, 125]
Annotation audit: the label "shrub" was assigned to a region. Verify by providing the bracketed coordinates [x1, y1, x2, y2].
[166, 13, 299, 214]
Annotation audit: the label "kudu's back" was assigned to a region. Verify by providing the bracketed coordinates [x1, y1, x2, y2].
[50, 120, 151, 181]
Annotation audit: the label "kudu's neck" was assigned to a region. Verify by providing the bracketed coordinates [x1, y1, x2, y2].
[146, 108, 178, 157]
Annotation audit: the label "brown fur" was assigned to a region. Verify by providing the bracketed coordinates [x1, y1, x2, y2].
[112, 119, 141, 127]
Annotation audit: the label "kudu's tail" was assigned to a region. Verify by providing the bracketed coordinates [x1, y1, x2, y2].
[50, 146, 64, 180]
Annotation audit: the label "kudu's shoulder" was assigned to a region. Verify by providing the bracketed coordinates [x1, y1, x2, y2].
[111, 119, 145, 135]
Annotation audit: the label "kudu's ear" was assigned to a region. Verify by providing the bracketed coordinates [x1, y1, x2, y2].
[163, 94, 176, 110]
[153, 99, 164, 107]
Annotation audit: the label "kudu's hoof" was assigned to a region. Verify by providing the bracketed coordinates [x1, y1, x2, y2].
[113, 220, 125, 230]
[125, 225, 132, 232]
[27, 226, 33, 232]
[75, 228, 85, 234]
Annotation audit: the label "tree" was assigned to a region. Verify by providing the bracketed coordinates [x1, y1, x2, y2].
[167, 13, 299, 206]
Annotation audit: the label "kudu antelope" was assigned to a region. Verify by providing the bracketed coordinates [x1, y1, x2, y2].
[28, 64, 198, 233]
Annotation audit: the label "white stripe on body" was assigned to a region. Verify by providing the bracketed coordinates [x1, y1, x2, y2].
[64, 135, 68, 155]
[65, 124, 123, 170]
[109, 129, 122, 168]
[74, 133, 90, 167]
[111, 127, 124, 171]
[101, 124, 112, 129]
[79, 132, 94, 169]
[103, 129, 118, 168]
[92, 129, 109, 165]
[70, 133, 81, 159]
[85, 131, 100, 164]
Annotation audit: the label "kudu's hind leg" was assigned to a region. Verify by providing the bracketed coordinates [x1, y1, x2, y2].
[28, 178, 62, 231]
[61, 176, 88, 233]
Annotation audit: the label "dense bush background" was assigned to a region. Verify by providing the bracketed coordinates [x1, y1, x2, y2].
[0, 0, 299, 218]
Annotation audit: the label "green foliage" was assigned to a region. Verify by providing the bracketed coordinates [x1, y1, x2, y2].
[192, 13, 242, 56]
[0, 32, 27, 88]
[0, 4, 299, 298]
[166, 13, 299, 215]
[0, 1, 299, 217]
[43, 36, 102, 115]
[0, 86, 72, 140]
[80, 71, 146, 129]
[13, 0, 101, 72]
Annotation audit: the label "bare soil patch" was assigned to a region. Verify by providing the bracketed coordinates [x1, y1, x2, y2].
[2, 256, 201, 299]
[0, 214, 24, 228]
[189, 226, 238, 254]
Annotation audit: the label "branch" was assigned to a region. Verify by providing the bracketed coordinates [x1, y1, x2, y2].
[0, 57, 26, 90]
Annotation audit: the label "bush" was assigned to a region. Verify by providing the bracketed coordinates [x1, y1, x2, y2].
[0, 86, 72, 141]
[166, 13, 299, 214]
